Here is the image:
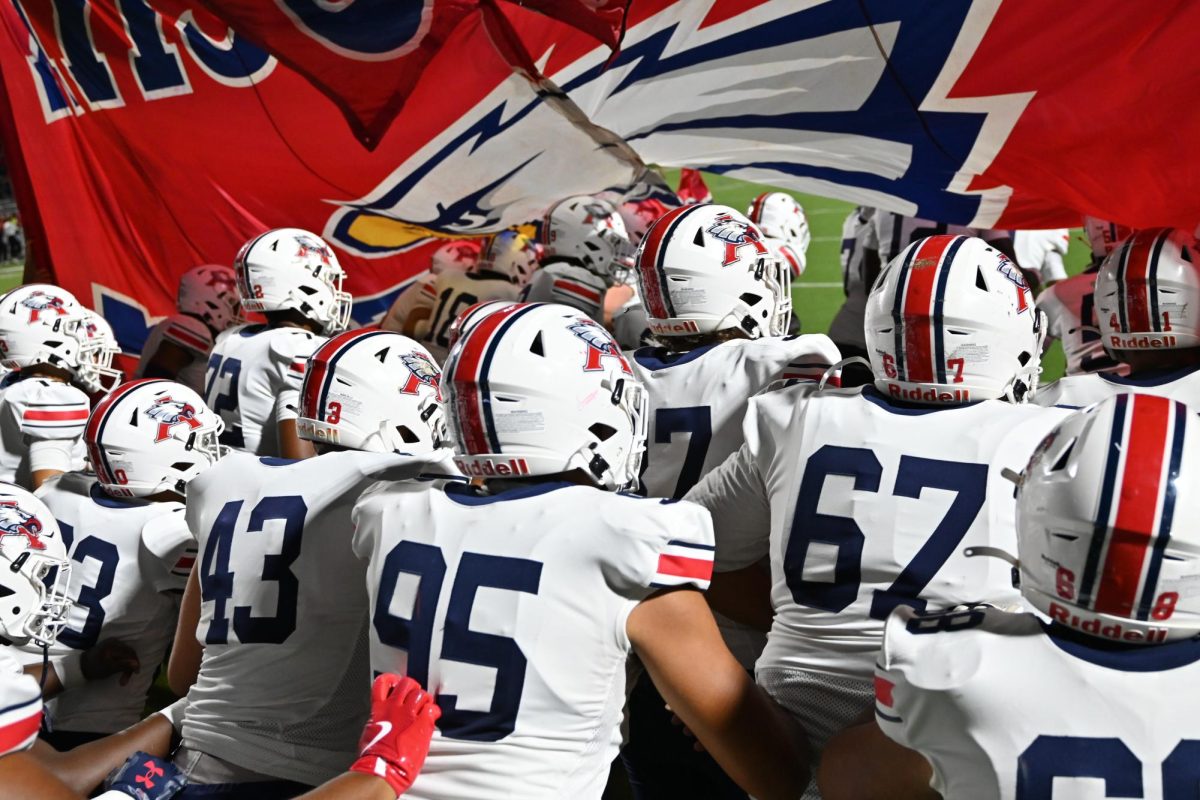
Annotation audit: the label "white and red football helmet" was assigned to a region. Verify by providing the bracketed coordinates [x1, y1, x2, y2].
[430, 240, 482, 275]
[442, 303, 647, 491]
[0, 283, 90, 376]
[178, 265, 241, 333]
[235, 228, 352, 334]
[478, 231, 539, 287]
[85, 379, 226, 498]
[747, 192, 811, 254]
[619, 198, 673, 246]
[635, 203, 790, 339]
[298, 329, 445, 454]
[447, 300, 522, 350]
[1095, 228, 1199, 352]
[0, 483, 71, 648]
[78, 309, 123, 393]
[865, 235, 1041, 404]
[1084, 216, 1135, 262]
[1017, 393, 1200, 643]
[542, 195, 634, 285]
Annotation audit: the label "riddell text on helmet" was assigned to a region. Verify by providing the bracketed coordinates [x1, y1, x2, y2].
[455, 458, 532, 477]
[1048, 602, 1170, 643]
[1110, 334, 1178, 348]
[887, 384, 971, 403]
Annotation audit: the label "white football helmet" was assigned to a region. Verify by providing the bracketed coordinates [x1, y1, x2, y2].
[747, 192, 811, 254]
[448, 299, 522, 349]
[1084, 216, 1134, 262]
[619, 198, 672, 246]
[78, 309, 123, 394]
[1095, 228, 1199, 351]
[1017, 393, 1200, 643]
[767, 237, 806, 279]
[542, 195, 634, 285]
[298, 329, 445, 454]
[442, 303, 647, 491]
[85, 379, 226, 498]
[635, 204, 789, 339]
[430, 240, 481, 275]
[0, 284, 90, 376]
[865, 235, 1041, 404]
[478, 231, 539, 287]
[235, 228, 352, 334]
[178, 265, 241, 332]
[0, 483, 71, 648]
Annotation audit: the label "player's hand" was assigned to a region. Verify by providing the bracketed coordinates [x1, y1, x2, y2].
[350, 674, 441, 797]
[106, 751, 187, 799]
[82, 638, 141, 686]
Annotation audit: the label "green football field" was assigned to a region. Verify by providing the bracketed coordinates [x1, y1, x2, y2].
[665, 169, 1093, 383]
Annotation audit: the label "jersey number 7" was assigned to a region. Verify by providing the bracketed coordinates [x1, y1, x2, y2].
[784, 445, 988, 618]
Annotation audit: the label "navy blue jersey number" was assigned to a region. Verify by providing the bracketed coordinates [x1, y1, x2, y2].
[654, 406, 713, 500]
[373, 543, 542, 742]
[203, 354, 243, 448]
[784, 446, 987, 616]
[56, 522, 119, 650]
[1018, 736, 1200, 798]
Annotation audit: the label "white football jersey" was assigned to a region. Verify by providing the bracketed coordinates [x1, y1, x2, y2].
[874, 211, 1009, 263]
[686, 386, 1070, 768]
[0, 375, 88, 487]
[633, 334, 841, 501]
[0, 648, 42, 756]
[523, 263, 607, 324]
[828, 207, 877, 351]
[35, 472, 193, 734]
[383, 273, 436, 332]
[1035, 364, 1200, 409]
[352, 481, 715, 800]
[876, 606, 1200, 800]
[202, 324, 323, 456]
[412, 271, 521, 363]
[182, 450, 448, 786]
[136, 314, 214, 393]
[1014, 229, 1069, 284]
[1036, 269, 1124, 376]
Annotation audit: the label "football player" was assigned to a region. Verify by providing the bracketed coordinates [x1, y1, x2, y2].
[353, 303, 810, 800]
[137, 265, 240, 393]
[1036, 227, 1199, 407]
[821, 393, 1200, 800]
[1014, 229, 1070, 286]
[397, 230, 534, 362]
[204, 228, 351, 459]
[827, 207, 880, 387]
[0, 285, 97, 489]
[79, 309, 124, 396]
[0, 483, 187, 799]
[746, 191, 811, 279]
[686, 235, 1071, 798]
[32, 379, 222, 749]
[168, 328, 448, 796]
[626, 202, 838, 798]
[381, 240, 481, 339]
[523, 195, 634, 324]
[873, 211, 1019, 273]
[1037, 216, 1133, 377]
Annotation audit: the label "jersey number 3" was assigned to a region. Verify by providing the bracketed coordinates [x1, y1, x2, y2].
[374, 541, 543, 742]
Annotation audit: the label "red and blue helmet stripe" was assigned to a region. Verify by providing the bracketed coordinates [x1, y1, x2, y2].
[300, 327, 393, 423]
[1077, 393, 1188, 620]
[636, 204, 706, 320]
[1113, 228, 1170, 334]
[888, 234, 966, 384]
[84, 378, 169, 486]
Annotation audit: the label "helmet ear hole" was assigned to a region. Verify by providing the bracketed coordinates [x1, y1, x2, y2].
[170, 461, 193, 472]
[1018, 351, 1032, 366]
[976, 268, 988, 291]
[693, 229, 705, 247]
[589, 423, 616, 442]
[1050, 441, 1075, 472]
[396, 426, 420, 444]
[740, 292, 762, 307]
[529, 332, 545, 357]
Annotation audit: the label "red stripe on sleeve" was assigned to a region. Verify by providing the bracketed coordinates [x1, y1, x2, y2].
[23, 409, 88, 422]
[553, 280, 601, 304]
[656, 553, 713, 582]
[874, 676, 895, 708]
[0, 707, 41, 756]
[164, 325, 209, 351]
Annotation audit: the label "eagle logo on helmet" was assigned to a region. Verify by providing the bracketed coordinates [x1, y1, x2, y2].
[145, 396, 204, 442]
[568, 319, 632, 374]
[295, 235, 334, 267]
[21, 291, 69, 322]
[995, 255, 1031, 313]
[399, 352, 441, 395]
[0, 500, 45, 551]
[705, 213, 769, 267]
[204, 269, 237, 294]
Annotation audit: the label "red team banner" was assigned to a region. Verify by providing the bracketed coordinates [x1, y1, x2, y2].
[0, 0, 1197, 355]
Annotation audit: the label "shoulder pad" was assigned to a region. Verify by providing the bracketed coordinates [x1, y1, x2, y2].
[9, 380, 90, 440]
[161, 314, 213, 355]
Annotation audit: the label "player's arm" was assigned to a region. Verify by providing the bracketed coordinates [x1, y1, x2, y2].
[819, 719, 937, 800]
[167, 567, 203, 695]
[272, 337, 319, 460]
[627, 587, 810, 800]
[0, 752, 82, 799]
[28, 713, 174, 795]
[278, 418, 316, 460]
[705, 561, 773, 631]
[25, 640, 141, 699]
[140, 340, 194, 381]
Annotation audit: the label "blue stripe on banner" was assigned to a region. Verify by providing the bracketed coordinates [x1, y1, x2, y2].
[1136, 402, 1186, 620]
[316, 330, 390, 422]
[890, 243, 920, 382]
[477, 304, 541, 452]
[1079, 393, 1129, 608]
[932, 236, 966, 384]
[1147, 232, 1166, 333]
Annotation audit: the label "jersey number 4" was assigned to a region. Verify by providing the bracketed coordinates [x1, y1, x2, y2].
[784, 446, 987, 618]
[373, 541, 542, 742]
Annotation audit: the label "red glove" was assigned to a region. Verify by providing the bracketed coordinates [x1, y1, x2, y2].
[350, 674, 441, 797]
